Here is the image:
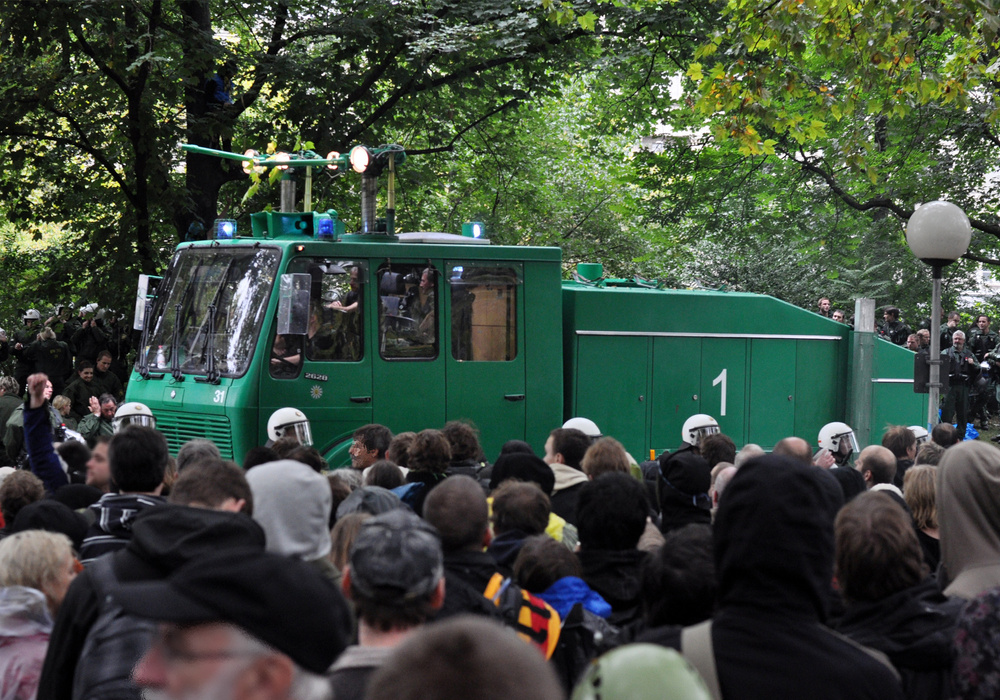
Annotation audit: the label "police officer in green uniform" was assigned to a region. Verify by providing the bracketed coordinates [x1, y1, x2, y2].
[26, 327, 73, 395]
[11, 309, 42, 396]
[878, 307, 912, 346]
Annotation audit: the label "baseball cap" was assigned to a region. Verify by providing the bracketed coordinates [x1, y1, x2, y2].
[112, 549, 351, 674]
[348, 509, 443, 602]
[335, 485, 403, 520]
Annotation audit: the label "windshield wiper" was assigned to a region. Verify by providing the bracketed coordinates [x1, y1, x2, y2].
[197, 302, 221, 384]
[170, 303, 185, 382]
[194, 258, 234, 385]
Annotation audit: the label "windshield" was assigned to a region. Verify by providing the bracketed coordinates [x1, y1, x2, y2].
[141, 246, 280, 377]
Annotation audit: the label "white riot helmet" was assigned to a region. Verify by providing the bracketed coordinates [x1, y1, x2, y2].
[562, 417, 602, 439]
[23, 309, 40, 322]
[818, 421, 859, 465]
[908, 425, 930, 445]
[267, 407, 312, 446]
[114, 402, 156, 432]
[81, 303, 99, 316]
[681, 414, 720, 447]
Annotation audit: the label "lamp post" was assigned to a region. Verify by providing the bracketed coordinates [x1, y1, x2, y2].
[905, 201, 972, 429]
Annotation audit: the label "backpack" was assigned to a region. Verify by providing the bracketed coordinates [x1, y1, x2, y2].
[72, 555, 157, 700]
[483, 573, 561, 659]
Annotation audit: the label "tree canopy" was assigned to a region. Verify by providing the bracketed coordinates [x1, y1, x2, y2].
[2, 0, 1000, 338]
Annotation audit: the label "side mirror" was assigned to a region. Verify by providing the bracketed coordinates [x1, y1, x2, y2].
[277, 273, 311, 335]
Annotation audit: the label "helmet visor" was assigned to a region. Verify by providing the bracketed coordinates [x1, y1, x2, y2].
[280, 421, 313, 446]
[835, 431, 859, 457]
[114, 414, 156, 433]
[693, 425, 721, 446]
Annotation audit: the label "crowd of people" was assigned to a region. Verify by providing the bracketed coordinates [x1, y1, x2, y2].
[2, 368, 1000, 700]
[816, 299, 1000, 438]
[0, 304, 131, 471]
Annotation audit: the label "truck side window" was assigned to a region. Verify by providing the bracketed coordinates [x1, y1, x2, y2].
[276, 259, 364, 368]
[450, 266, 518, 361]
[378, 264, 438, 360]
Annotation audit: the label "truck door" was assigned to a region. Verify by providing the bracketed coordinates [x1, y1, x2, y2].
[444, 262, 525, 458]
[260, 258, 373, 455]
[371, 261, 446, 433]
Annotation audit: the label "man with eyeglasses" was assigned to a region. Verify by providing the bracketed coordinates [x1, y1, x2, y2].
[118, 550, 351, 700]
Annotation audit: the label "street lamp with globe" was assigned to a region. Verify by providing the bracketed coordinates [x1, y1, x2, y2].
[905, 201, 972, 429]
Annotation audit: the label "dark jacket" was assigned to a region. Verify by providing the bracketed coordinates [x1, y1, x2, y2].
[78, 493, 167, 563]
[646, 456, 906, 700]
[655, 447, 713, 533]
[71, 323, 109, 365]
[38, 506, 266, 700]
[550, 481, 586, 526]
[577, 548, 648, 627]
[24, 400, 70, 494]
[0, 395, 23, 466]
[327, 646, 394, 700]
[434, 549, 505, 621]
[26, 339, 73, 394]
[402, 470, 448, 517]
[93, 370, 125, 402]
[62, 377, 101, 421]
[549, 602, 620, 693]
[488, 529, 531, 572]
[836, 578, 963, 700]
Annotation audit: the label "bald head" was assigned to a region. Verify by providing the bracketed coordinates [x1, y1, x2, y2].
[855, 445, 897, 487]
[712, 465, 738, 507]
[773, 437, 813, 464]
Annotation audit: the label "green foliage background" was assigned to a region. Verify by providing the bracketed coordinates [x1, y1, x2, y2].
[3, 0, 1000, 354]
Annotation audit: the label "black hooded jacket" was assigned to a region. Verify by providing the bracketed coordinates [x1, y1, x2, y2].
[648, 456, 906, 700]
[655, 447, 712, 533]
[577, 548, 648, 627]
[38, 505, 266, 700]
[836, 578, 964, 700]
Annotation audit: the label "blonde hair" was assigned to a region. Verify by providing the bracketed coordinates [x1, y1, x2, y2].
[903, 465, 938, 531]
[581, 437, 630, 479]
[52, 395, 71, 412]
[0, 530, 74, 591]
[329, 512, 372, 571]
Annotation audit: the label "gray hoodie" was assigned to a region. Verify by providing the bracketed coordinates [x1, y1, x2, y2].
[246, 459, 332, 561]
[938, 441, 1000, 599]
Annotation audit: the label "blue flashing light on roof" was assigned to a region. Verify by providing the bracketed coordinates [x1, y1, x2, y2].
[316, 216, 335, 240]
[215, 219, 237, 239]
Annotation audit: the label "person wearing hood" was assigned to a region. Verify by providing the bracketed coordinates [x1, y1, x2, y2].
[244, 459, 338, 583]
[936, 441, 1000, 599]
[542, 428, 591, 526]
[576, 473, 651, 627]
[77, 425, 168, 564]
[656, 448, 712, 534]
[0, 531, 78, 700]
[37, 503, 265, 700]
[644, 455, 905, 699]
